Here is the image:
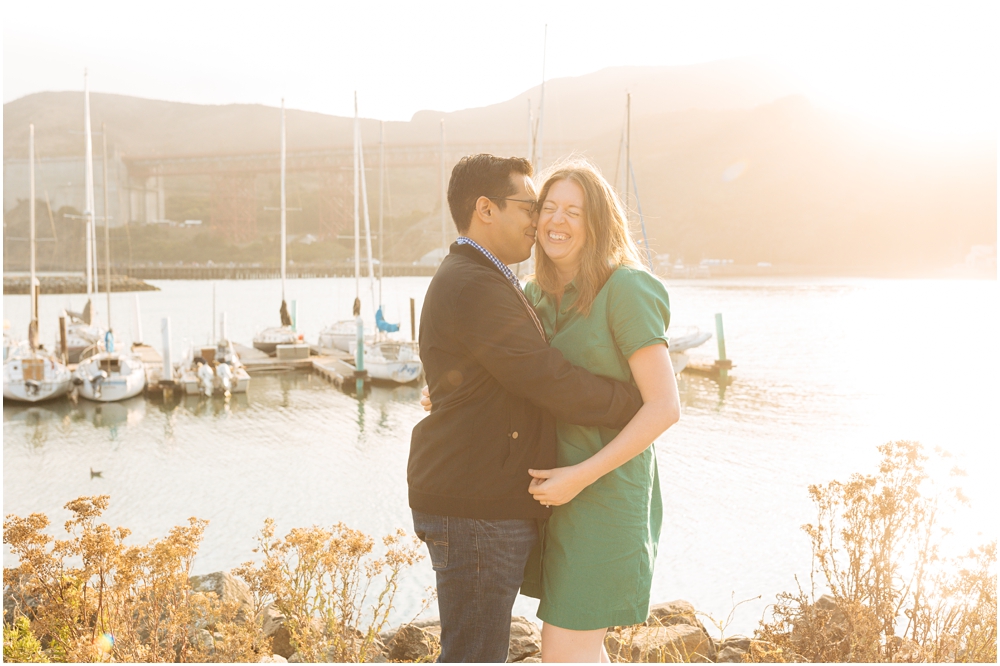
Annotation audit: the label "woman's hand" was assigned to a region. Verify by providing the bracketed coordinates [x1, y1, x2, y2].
[528, 466, 595, 507]
[420, 385, 432, 412]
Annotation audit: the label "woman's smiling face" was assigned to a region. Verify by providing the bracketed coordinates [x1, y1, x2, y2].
[537, 178, 587, 275]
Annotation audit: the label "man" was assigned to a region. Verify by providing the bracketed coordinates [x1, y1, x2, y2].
[408, 154, 644, 662]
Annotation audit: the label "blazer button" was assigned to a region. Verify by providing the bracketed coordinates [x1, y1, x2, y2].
[511, 431, 518, 439]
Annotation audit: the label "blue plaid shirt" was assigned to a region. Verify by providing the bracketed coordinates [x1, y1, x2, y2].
[456, 236, 523, 292]
[455, 236, 546, 340]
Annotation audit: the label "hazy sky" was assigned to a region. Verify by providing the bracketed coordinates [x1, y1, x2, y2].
[3, 1, 998, 137]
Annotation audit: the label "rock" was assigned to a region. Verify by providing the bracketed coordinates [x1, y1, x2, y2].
[3, 580, 41, 624]
[647, 600, 710, 634]
[258, 655, 287, 663]
[189, 628, 215, 653]
[716, 646, 746, 662]
[260, 604, 294, 659]
[717, 634, 752, 661]
[287, 652, 303, 663]
[606, 624, 716, 663]
[517, 657, 542, 663]
[386, 623, 440, 662]
[719, 635, 751, 652]
[507, 616, 542, 662]
[382, 617, 441, 646]
[890, 637, 922, 663]
[189, 571, 253, 622]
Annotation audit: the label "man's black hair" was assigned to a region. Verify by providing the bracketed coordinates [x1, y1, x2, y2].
[447, 154, 533, 233]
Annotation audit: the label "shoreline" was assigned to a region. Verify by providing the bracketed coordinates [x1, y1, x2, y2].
[3, 274, 159, 295]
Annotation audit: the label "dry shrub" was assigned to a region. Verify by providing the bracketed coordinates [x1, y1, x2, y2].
[233, 518, 423, 662]
[751, 441, 997, 662]
[3, 495, 260, 662]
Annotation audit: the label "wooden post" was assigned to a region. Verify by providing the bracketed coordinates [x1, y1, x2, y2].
[355, 315, 366, 395]
[32, 278, 40, 325]
[714, 313, 731, 383]
[59, 315, 68, 364]
[410, 297, 416, 341]
[161, 317, 173, 384]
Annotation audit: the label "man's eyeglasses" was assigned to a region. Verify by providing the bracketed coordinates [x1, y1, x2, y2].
[487, 196, 538, 213]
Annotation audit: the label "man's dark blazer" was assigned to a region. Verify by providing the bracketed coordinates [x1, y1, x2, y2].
[408, 242, 643, 520]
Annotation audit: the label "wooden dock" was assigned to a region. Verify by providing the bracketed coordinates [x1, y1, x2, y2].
[233, 343, 315, 372]
[682, 359, 734, 384]
[132, 343, 165, 390]
[232, 343, 370, 391]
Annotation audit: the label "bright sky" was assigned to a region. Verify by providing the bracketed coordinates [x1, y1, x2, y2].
[3, 0, 998, 138]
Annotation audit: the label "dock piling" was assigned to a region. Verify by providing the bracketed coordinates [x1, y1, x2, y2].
[714, 313, 732, 383]
[161, 317, 173, 384]
[59, 315, 68, 364]
[133, 294, 143, 344]
[354, 314, 367, 394]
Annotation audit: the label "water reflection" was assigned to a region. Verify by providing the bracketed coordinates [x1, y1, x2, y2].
[4, 396, 148, 447]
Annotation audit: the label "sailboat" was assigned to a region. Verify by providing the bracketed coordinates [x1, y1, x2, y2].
[65, 70, 108, 363]
[178, 315, 250, 396]
[366, 121, 421, 383]
[4, 124, 73, 403]
[72, 122, 147, 403]
[254, 99, 300, 355]
[332, 101, 421, 384]
[4, 335, 73, 403]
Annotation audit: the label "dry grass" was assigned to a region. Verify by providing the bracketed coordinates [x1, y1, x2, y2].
[751, 441, 996, 663]
[4, 498, 421, 663]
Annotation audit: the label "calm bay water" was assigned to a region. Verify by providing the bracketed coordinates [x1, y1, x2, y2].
[4, 276, 998, 635]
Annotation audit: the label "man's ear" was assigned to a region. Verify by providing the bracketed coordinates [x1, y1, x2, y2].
[474, 196, 493, 225]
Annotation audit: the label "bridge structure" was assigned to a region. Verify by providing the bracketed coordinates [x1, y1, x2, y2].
[123, 142, 554, 244]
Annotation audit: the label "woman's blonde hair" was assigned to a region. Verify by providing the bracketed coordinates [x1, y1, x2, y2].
[533, 158, 647, 315]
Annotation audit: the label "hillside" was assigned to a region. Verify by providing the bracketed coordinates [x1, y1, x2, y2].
[3, 59, 995, 276]
[3, 59, 798, 158]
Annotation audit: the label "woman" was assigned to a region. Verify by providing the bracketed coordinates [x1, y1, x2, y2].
[521, 159, 680, 662]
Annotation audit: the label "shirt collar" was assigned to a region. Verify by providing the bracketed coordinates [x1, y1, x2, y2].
[456, 236, 522, 292]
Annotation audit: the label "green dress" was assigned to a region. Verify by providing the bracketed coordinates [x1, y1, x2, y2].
[521, 266, 670, 630]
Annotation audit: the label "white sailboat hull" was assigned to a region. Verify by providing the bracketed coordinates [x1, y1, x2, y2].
[253, 326, 299, 355]
[74, 352, 147, 402]
[668, 326, 712, 353]
[179, 366, 250, 396]
[669, 351, 690, 375]
[361, 341, 422, 384]
[3, 351, 73, 403]
[319, 320, 374, 352]
[367, 360, 423, 384]
[179, 341, 252, 396]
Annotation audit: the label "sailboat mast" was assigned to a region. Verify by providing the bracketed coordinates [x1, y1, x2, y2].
[440, 119, 446, 259]
[378, 120, 384, 306]
[526, 98, 533, 164]
[358, 129, 376, 306]
[83, 69, 96, 299]
[280, 99, 287, 302]
[625, 93, 631, 223]
[102, 123, 112, 329]
[353, 92, 361, 301]
[536, 24, 548, 171]
[29, 124, 36, 324]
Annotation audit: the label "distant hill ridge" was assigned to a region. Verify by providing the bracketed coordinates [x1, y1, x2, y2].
[3, 59, 995, 275]
[3, 59, 799, 158]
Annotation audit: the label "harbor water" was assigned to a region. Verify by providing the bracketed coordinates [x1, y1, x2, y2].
[4, 275, 998, 635]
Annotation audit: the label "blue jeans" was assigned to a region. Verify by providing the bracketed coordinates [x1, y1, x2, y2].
[412, 509, 538, 663]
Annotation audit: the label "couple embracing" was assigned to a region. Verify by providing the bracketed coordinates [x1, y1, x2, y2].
[408, 154, 680, 662]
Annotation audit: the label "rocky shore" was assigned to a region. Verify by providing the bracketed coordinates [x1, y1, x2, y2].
[3, 274, 159, 295]
[189, 571, 754, 663]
